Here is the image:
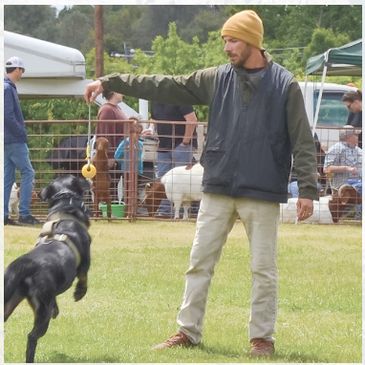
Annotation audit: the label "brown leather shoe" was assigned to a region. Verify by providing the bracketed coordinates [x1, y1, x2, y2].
[250, 338, 275, 357]
[152, 332, 194, 350]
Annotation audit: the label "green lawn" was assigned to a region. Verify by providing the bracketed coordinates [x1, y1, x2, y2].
[4, 221, 362, 363]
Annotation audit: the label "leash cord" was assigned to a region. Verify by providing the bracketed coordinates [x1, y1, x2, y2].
[86, 103, 92, 167]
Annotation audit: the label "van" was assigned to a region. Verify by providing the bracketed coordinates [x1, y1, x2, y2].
[299, 81, 357, 150]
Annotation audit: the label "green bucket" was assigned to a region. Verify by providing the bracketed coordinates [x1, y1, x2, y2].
[99, 202, 125, 218]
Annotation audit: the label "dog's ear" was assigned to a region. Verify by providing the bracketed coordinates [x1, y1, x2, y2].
[39, 184, 55, 202]
[338, 185, 357, 205]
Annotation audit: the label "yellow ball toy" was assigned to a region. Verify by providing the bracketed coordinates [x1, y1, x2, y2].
[81, 163, 96, 179]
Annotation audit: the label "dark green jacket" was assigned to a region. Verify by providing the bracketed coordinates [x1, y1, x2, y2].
[100, 58, 318, 201]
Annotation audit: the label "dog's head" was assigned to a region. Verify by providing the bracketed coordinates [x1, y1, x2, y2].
[328, 184, 361, 223]
[39, 175, 90, 202]
[96, 137, 109, 151]
[39, 175, 91, 224]
[141, 181, 166, 216]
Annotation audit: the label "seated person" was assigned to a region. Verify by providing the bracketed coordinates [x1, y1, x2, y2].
[324, 126, 362, 218]
[324, 126, 362, 192]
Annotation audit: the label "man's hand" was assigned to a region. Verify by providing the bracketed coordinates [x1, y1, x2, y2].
[296, 198, 314, 221]
[347, 166, 358, 175]
[84, 80, 104, 103]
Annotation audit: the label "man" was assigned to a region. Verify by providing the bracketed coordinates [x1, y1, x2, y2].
[342, 90, 362, 148]
[84, 10, 318, 357]
[4, 56, 40, 225]
[150, 102, 198, 217]
[151, 102, 198, 178]
[324, 126, 362, 192]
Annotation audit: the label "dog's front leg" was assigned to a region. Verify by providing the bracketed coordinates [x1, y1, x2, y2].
[74, 273, 88, 301]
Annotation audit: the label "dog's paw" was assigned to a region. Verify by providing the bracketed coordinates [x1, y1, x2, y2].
[52, 302, 60, 318]
[74, 285, 87, 301]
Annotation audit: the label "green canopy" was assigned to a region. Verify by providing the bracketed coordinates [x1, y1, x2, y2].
[305, 39, 362, 76]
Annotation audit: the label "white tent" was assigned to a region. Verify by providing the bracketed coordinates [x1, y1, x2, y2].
[5, 31, 87, 96]
[4, 30, 139, 117]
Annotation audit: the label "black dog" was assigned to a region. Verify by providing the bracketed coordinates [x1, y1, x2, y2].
[4, 175, 92, 363]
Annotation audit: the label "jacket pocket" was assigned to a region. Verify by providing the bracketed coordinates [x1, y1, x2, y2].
[202, 147, 231, 185]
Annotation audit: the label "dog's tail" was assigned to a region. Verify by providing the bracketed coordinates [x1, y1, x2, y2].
[4, 257, 37, 319]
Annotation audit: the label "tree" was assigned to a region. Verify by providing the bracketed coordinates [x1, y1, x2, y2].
[55, 6, 94, 51]
[102, 6, 143, 54]
[304, 28, 350, 60]
[5, 5, 58, 41]
[150, 23, 203, 75]
[201, 31, 226, 68]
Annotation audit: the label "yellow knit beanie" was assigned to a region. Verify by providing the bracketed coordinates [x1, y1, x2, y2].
[221, 10, 264, 49]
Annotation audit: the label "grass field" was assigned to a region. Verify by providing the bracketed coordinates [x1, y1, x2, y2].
[4, 220, 362, 363]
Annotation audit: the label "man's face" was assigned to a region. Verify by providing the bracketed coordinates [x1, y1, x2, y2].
[345, 133, 359, 147]
[114, 92, 123, 103]
[345, 99, 362, 113]
[15, 67, 24, 82]
[223, 36, 252, 67]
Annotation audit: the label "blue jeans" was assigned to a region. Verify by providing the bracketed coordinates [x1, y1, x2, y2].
[347, 178, 362, 196]
[156, 143, 193, 216]
[347, 178, 362, 220]
[4, 143, 35, 217]
[287, 181, 299, 198]
[156, 143, 193, 178]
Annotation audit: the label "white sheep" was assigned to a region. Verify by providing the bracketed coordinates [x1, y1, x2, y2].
[161, 163, 204, 220]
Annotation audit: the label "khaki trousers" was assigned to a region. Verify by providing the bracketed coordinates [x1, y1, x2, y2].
[177, 192, 280, 344]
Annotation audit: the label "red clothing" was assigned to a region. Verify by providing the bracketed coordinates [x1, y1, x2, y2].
[96, 103, 127, 158]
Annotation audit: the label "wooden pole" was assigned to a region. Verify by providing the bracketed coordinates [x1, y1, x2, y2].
[95, 5, 104, 78]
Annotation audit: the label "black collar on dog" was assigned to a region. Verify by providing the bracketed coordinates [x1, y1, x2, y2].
[49, 191, 87, 210]
[48, 191, 90, 225]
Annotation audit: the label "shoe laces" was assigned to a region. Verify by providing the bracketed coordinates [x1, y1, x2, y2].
[165, 332, 189, 346]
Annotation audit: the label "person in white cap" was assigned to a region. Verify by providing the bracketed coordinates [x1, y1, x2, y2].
[84, 10, 318, 356]
[4, 56, 40, 225]
[324, 125, 362, 191]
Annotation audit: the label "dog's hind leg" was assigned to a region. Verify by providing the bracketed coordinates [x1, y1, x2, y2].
[4, 290, 24, 321]
[52, 299, 59, 319]
[26, 297, 53, 363]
